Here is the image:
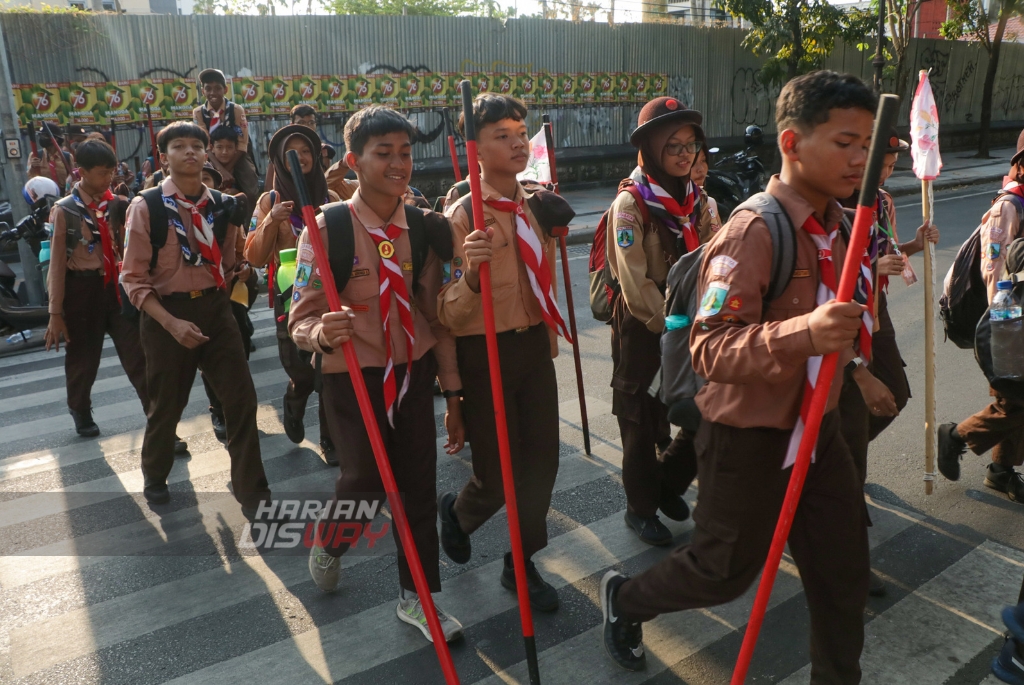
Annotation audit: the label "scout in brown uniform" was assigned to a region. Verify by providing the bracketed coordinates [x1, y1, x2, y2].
[43, 140, 148, 437]
[193, 69, 258, 207]
[121, 121, 271, 512]
[435, 94, 568, 612]
[940, 131, 1024, 501]
[245, 124, 340, 463]
[690, 142, 722, 243]
[606, 98, 713, 546]
[837, 129, 940, 596]
[28, 124, 73, 194]
[208, 127, 242, 196]
[263, 105, 319, 191]
[289, 106, 465, 641]
[600, 71, 874, 681]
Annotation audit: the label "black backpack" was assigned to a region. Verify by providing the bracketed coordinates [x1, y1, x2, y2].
[320, 201, 454, 297]
[975, 237, 1024, 402]
[660, 192, 834, 432]
[940, 192, 1024, 349]
[120, 187, 239, 321]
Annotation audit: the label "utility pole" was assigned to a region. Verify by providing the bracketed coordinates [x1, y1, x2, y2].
[872, 0, 886, 94]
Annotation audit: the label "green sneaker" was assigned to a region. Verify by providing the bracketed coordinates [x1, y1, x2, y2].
[308, 543, 340, 593]
[396, 593, 464, 643]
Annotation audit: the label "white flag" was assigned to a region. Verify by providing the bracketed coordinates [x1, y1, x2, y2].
[910, 70, 943, 181]
[517, 129, 551, 183]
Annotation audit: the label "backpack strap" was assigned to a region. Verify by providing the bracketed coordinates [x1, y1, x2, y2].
[206, 188, 230, 246]
[405, 205, 454, 296]
[731, 192, 797, 309]
[54, 195, 83, 258]
[620, 181, 651, 227]
[140, 187, 168, 272]
[322, 200, 356, 295]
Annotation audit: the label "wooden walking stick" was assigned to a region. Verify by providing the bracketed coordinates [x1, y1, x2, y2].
[460, 81, 542, 685]
[542, 113, 590, 455]
[286, 150, 461, 685]
[730, 94, 900, 684]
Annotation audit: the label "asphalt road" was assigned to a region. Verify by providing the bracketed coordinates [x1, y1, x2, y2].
[0, 182, 1020, 685]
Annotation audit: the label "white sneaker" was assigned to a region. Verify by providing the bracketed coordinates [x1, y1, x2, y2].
[308, 543, 341, 593]
[396, 593, 464, 643]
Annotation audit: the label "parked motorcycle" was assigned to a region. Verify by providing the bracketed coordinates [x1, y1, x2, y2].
[0, 196, 56, 353]
[704, 125, 768, 219]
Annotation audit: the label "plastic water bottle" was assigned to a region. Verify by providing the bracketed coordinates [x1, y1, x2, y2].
[665, 314, 692, 330]
[990, 280, 1024, 379]
[38, 240, 50, 265]
[5, 330, 31, 345]
[277, 248, 298, 314]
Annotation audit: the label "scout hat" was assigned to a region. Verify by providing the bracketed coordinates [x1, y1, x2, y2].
[201, 162, 222, 189]
[1011, 128, 1024, 167]
[630, 97, 703, 147]
[198, 68, 227, 86]
[268, 124, 323, 166]
[886, 126, 910, 153]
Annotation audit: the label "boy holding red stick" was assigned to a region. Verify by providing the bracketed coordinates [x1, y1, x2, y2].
[599, 71, 875, 683]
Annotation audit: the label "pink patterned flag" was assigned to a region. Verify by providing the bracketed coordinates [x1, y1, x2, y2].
[517, 128, 551, 183]
[910, 70, 943, 181]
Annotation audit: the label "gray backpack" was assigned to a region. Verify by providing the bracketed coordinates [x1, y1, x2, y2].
[659, 192, 798, 432]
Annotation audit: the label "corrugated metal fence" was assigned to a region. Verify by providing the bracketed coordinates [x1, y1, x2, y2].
[3, 13, 1023, 172]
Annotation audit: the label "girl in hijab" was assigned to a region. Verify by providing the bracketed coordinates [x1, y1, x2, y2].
[244, 124, 340, 464]
[606, 97, 710, 546]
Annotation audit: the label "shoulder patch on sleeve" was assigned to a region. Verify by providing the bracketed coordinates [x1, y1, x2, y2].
[699, 281, 730, 317]
[616, 226, 634, 248]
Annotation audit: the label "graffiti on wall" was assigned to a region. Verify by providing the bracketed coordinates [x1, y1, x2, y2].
[731, 68, 778, 127]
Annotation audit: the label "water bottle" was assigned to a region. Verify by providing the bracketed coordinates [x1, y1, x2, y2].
[665, 314, 691, 331]
[5, 330, 32, 345]
[990, 280, 1024, 379]
[37, 239, 51, 285]
[277, 248, 298, 314]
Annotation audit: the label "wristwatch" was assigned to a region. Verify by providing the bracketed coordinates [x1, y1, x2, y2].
[442, 389, 463, 399]
[844, 356, 865, 373]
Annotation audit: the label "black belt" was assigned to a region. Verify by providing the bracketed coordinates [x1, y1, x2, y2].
[164, 287, 219, 301]
[497, 323, 544, 337]
[66, 269, 103, 278]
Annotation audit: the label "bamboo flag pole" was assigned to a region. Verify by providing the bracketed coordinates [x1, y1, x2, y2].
[910, 69, 943, 494]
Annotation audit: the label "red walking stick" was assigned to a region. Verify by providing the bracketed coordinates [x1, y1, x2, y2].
[730, 94, 900, 684]
[445, 109, 462, 182]
[541, 114, 590, 455]
[460, 81, 542, 685]
[285, 150, 461, 685]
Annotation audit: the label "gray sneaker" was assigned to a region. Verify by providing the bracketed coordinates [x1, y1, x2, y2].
[308, 542, 341, 593]
[396, 593, 464, 643]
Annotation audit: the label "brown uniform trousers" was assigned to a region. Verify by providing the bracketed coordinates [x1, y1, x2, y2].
[140, 290, 269, 507]
[63, 273, 149, 415]
[617, 410, 869, 685]
[957, 392, 1024, 467]
[274, 278, 328, 435]
[453, 324, 559, 561]
[321, 352, 441, 593]
[839, 290, 911, 484]
[611, 294, 696, 517]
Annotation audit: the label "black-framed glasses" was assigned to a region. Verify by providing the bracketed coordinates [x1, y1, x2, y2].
[664, 141, 700, 156]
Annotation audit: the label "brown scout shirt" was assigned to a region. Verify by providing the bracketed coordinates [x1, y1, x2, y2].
[47, 185, 111, 315]
[437, 179, 560, 359]
[121, 178, 239, 310]
[606, 186, 713, 334]
[979, 182, 1024, 303]
[244, 190, 341, 268]
[692, 176, 855, 430]
[192, 102, 249, 152]
[288, 191, 460, 392]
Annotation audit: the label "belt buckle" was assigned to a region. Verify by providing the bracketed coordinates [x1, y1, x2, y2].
[515, 326, 529, 334]
[189, 290, 202, 299]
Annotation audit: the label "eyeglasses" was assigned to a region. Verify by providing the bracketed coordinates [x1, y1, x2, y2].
[664, 141, 700, 156]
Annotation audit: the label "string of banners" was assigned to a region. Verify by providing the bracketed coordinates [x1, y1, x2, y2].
[13, 71, 670, 127]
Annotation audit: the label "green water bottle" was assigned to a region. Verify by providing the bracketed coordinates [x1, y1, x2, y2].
[277, 248, 298, 313]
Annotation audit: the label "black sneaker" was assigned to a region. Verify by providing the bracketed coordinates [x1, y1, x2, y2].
[70, 409, 100, 438]
[437, 492, 471, 564]
[985, 464, 1024, 504]
[624, 511, 672, 546]
[500, 552, 559, 612]
[938, 423, 966, 481]
[600, 570, 647, 672]
[210, 412, 227, 440]
[320, 436, 339, 467]
[143, 479, 170, 505]
[173, 435, 189, 456]
[991, 635, 1024, 685]
[659, 491, 691, 522]
[283, 397, 305, 444]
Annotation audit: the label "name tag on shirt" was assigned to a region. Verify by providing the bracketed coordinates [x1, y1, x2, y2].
[792, 269, 811, 278]
[351, 268, 370, 279]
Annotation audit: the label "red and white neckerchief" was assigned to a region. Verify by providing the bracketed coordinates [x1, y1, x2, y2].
[364, 219, 416, 426]
[636, 174, 701, 253]
[1004, 179, 1024, 201]
[72, 187, 118, 287]
[207, 106, 222, 133]
[484, 197, 573, 343]
[855, 225, 875, 363]
[163, 193, 226, 289]
[784, 213, 839, 469]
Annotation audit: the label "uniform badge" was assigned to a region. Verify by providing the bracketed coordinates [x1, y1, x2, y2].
[292, 291, 301, 302]
[312, 279, 322, 290]
[454, 257, 463, 267]
[792, 269, 811, 278]
[699, 281, 729, 317]
[401, 261, 413, 272]
[378, 240, 395, 260]
[454, 269, 463, 279]
[722, 315, 739, 323]
[615, 212, 637, 223]
[709, 255, 737, 278]
[617, 227, 634, 248]
[351, 268, 370, 279]
[442, 263, 452, 285]
[294, 264, 311, 289]
[727, 296, 742, 311]
[986, 243, 1002, 260]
